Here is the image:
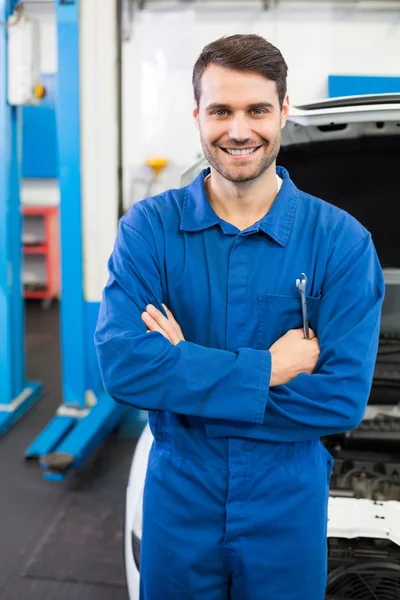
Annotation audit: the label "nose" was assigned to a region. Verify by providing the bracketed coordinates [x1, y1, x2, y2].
[229, 113, 251, 141]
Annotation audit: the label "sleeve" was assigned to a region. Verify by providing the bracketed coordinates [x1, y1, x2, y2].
[206, 232, 385, 442]
[94, 218, 271, 423]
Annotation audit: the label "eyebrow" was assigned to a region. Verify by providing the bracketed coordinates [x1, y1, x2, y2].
[205, 102, 275, 112]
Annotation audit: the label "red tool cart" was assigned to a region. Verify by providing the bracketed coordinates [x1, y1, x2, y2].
[22, 205, 60, 309]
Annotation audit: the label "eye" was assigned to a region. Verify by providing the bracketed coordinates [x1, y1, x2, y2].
[213, 110, 229, 117]
[251, 108, 268, 115]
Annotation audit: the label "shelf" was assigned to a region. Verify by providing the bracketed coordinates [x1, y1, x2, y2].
[24, 290, 53, 299]
[23, 244, 47, 255]
[22, 206, 60, 301]
[22, 205, 58, 217]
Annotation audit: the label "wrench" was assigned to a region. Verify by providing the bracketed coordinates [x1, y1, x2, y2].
[296, 273, 310, 339]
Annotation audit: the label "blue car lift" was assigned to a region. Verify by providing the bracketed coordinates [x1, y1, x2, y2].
[0, 0, 43, 436]
[25, 0, 125, 481]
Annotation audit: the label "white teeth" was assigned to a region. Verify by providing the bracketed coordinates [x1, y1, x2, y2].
[225, 147, 258, 155]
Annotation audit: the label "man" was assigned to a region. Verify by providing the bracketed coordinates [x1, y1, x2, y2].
[95, 34, 384, 599]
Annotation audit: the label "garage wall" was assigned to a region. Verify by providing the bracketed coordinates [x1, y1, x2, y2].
[21, 1, 400, 206]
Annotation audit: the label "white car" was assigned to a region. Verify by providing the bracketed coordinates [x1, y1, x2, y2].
[126, 93, 400, 599]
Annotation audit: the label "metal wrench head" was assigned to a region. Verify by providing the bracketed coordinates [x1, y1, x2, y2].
[296, 272, 308, 294]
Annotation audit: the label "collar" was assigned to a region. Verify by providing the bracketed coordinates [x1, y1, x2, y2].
[180, 166, 299, 247]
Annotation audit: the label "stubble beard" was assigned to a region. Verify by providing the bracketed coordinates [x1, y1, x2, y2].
[200, 133, 281, 183]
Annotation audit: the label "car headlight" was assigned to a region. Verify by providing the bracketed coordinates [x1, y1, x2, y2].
[131, 529, 141, 570]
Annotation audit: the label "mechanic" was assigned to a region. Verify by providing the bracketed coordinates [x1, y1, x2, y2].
[95, 34, 384, 600]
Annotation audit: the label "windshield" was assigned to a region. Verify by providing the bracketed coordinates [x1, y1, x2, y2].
[372, 270, 400, 394]
[381, 271, 400, 339]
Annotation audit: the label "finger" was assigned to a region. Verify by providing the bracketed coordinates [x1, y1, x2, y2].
[146, 305, 181, 345]
[141, 311, 165, 335]
[162, 303, 184, 337]
[141, 312, 171, 341]
[162, 303, 175, 321]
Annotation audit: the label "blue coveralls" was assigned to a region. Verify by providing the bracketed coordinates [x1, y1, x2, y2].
[95, 167, 384, 600]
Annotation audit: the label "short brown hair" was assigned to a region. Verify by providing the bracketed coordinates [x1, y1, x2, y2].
[192, 34, 288, 108]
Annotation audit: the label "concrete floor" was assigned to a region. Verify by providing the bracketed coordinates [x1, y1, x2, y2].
[0, 301, 135, 600]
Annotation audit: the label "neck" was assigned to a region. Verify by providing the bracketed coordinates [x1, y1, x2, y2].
[205, 164, 279, 231]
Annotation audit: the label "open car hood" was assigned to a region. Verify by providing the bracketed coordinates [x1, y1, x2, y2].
[283, 93, 400, 145]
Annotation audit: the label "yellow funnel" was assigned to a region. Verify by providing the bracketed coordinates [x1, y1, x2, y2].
[146, 157, 169, 177]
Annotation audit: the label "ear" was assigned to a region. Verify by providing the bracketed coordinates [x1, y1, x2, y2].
[281, 93, 289, 129]
[193, 102, 200, 130]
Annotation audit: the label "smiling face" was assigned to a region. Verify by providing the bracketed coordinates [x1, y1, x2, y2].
[193, 65, 289, 183]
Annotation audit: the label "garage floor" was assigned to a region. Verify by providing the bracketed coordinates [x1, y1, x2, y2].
[0, 301, 135, 600]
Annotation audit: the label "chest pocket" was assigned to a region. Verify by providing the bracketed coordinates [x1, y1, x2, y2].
[257, 291, 321, 350]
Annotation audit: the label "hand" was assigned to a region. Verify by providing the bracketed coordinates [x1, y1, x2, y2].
[141, 303, 185, 346]
[269, 328, 320, 387]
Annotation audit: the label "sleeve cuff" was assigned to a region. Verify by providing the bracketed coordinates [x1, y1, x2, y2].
[253, 349, 271, 424]
[205, 349, 270, 437]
